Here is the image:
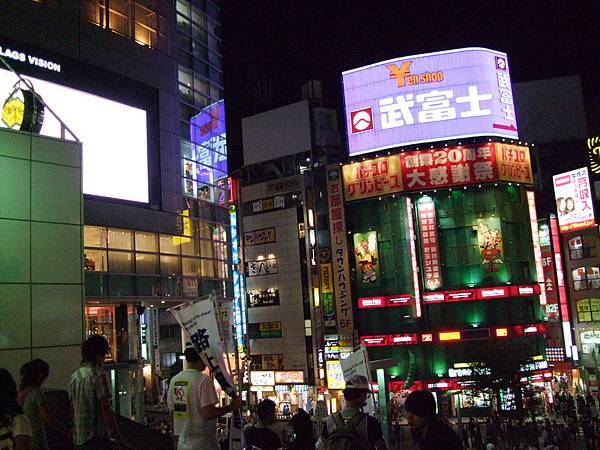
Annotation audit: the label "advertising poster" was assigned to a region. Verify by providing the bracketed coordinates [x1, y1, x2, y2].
[340, 345, 376, 416]
[353, 231, 381, 287]
[341, 143, 533, 201]
[343, 48, 518, 156]
[250, 371, 275, 386]
[320, 263, 336, 321]
[477, 218, 505, 274]
[326, 165, 355, 341]
[553, 167, 596, 233]
[274, 371, 304, 384]
[416, 200, 442, 290]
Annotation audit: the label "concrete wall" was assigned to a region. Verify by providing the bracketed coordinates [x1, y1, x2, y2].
[0, 129, 84, 390]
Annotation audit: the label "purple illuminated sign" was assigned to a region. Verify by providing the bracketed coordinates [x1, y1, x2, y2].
[342, 48, 518, 156]
[189, 100, 228, 203]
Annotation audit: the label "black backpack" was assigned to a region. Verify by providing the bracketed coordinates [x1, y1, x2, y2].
[324, 412, 366, 450]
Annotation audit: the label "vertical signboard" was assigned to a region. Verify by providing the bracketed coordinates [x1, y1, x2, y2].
[416, 199, 442, 290]
[406, 198, 422, 317]
[526, 191, 547, 305]
[553, 167, 596, 233]
[550, 216, 573, 357]
[327, 165, 355, 340]
[353, 231, 381, 287]
[320, 263, 336, 321]
[539, 224, 559, 318]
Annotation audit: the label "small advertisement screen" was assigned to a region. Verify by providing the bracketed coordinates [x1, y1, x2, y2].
[0, 68, 149, 203]
[342, 48, 518, 156]
[553, 167, 595, 233]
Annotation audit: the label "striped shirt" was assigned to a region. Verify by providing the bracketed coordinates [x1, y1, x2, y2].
[69, 364, 111, 446]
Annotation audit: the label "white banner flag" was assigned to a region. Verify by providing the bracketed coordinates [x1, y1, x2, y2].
[170, 297, 244, 450]
[341, 344, 376, 416]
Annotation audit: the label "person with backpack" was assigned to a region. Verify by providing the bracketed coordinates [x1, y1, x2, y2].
[404, 390, 461, 450]
[316, 374, 388, 450]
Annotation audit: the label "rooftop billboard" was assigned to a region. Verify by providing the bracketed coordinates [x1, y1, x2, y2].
[342, 48, 518, 156]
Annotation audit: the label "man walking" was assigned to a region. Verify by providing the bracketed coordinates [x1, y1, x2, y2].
[316, 374, 388, 450]
[69, 335, 131, 449]
[167, 347, 241, 450]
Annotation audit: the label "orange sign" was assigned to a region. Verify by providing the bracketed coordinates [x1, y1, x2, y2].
[274, 371, 304, 384]
[342, 155, 403, 201]
[495, 143, 533, 184]
[387, 61, 444, 88]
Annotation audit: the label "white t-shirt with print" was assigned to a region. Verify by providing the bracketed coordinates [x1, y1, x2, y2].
[167, 369, 219, 450]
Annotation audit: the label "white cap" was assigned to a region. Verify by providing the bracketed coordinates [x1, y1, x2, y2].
[345, 374, 372, 391]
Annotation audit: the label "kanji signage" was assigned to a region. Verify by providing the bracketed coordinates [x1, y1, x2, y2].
[343, 48, 518, 156]
[343, 155, 402, 201]
[250, 371, 275, 386]
[320, 263, 336, 320]
[416, 199, 442, 290]
[342, 143, 533, 201]
[247, 289, 280, 308]
[553, 167, 596, 233]
[326, 165, 355, 340]
[243, 227, 276, 246]
[275, 371, 304, 384]
[246, 257, 278, 277]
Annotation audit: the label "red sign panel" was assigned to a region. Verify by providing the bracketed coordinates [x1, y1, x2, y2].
[445, 289, 476, 302]
[358, 297, 386, 308]
[386, 295, 412, 306]
[401, 144, 498, 191]
[417, 200, 442, 290]
[422, 292, 445, 303]
[476, 286, 509, 299]
[360, 335, 388, 346]
[390, 333, 418, 345]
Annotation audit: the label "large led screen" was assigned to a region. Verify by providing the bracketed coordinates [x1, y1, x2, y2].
[342, 48, 518, 156]
[0, 68, 149, 202]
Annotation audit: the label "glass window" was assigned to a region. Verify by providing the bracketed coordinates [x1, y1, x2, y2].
[108, 0, 132, 38]
[135, 253, 159, 274]
[161, 276, 182, 297]
[160, 235, 181, 255]
[569, 235, 597, 260]
[181, 237, 198, 256]
[199, 238, 213, 259]
[108, 228, 133, 250]
[176, 0, 190, 16]
[135, 231, 158, 252]
[216, 259, 227, 279]
[200, 258, 215, 278]
[160, 255, 181, 275]
[136, 276, 161, 297]
[182, 257, 199, 276]
[85, 272, 109, 297]
[84, 226, 107, 248]
[109, 275, 135, 296]
[108, 251, 134, 273]
[85, 249, 107, 271]
[573, 267, 600, 291]
[81, 0, 106, 27]
[590, 267, 600, 289]
[134, 2, 157, 48]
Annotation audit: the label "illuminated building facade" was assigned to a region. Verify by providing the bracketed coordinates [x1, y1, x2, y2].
[334, 49, 549, 415]
[0, 0, 231, 419]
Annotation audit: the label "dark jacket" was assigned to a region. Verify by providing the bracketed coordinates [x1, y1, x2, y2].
[411, 418, 462, 450]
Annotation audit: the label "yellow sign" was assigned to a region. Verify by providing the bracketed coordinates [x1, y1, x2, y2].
[588, 137, 600, 175]
[275, 371, 304, 384]
[326, 360, 345, 390]
[342, 155, 403, 201]
[495, 143, 533, 184]
[2, 97, 24, 128]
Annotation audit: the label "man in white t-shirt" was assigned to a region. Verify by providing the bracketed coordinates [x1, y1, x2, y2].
[167, 347, 241, 450]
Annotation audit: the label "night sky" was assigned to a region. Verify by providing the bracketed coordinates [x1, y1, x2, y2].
[221, 1, 600, 171]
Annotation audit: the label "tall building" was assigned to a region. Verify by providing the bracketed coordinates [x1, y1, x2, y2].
[0, 0, 231, 420]
[238, 86, 343, 411]
[330, 48, 549, 417]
